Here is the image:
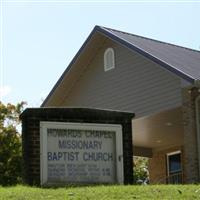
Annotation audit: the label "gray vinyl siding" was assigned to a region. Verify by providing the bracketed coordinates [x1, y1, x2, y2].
[62, 40, 184, 118]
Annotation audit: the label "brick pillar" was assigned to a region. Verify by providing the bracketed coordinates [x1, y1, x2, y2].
[182, 87, 200, 183]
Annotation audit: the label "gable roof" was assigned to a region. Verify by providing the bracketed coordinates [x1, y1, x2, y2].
[99, 26, 200, 82]
[42, 25, 200, 106]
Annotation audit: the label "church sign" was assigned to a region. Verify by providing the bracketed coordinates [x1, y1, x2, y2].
[40, 121, 124, 185]
[20, 108, 134, 185]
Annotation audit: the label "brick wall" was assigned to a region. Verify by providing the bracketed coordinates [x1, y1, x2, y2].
[20, 108, 134, 186]
[148, 146, 183, 184]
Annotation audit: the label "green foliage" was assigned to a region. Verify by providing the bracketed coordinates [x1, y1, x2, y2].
[133, 156, 149, 184]
[0, 101, 26, 186]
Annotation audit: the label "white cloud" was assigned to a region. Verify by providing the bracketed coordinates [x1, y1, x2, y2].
[0, 85, 12, 98]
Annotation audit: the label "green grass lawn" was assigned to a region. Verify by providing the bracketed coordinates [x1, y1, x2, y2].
[0, 185, 200, 200]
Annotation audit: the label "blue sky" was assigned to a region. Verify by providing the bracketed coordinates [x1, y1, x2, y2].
[0, 1, 200, 107]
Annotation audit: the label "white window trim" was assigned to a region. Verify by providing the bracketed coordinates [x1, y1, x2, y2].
[166, 150, 182, 176]
[104, 48, 115, 71]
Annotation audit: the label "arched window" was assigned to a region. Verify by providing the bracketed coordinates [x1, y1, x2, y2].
[104, 48, 115, 71]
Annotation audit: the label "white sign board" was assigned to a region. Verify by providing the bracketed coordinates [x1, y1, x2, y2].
[40, 122, 124, 185]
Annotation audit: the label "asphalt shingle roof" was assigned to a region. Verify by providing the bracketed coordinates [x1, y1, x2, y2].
[99, 26, 200, 82]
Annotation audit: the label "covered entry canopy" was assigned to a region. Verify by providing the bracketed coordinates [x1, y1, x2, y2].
[132, 106, 184, 184]
[133, 107, 184, 157]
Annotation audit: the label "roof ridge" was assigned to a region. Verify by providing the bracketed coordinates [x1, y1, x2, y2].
[100, 26, 200, 54]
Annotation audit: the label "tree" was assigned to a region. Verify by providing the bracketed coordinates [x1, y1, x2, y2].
[0, 101, 26, 185]
[133, 156, 149, 184]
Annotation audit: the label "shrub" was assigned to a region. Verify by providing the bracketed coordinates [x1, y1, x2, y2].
[133, 156, 149, 184]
